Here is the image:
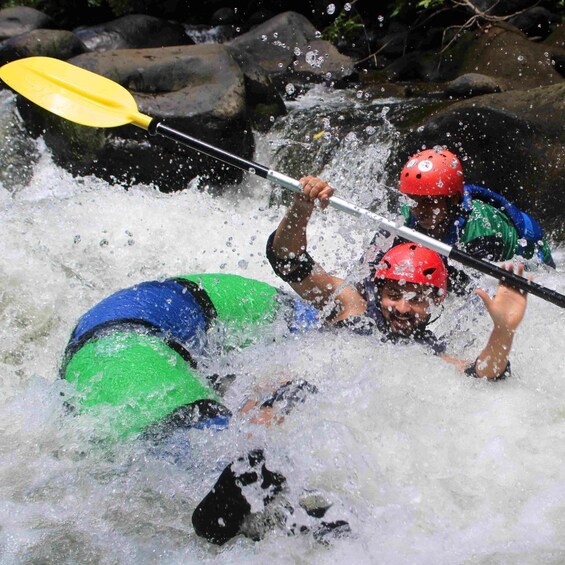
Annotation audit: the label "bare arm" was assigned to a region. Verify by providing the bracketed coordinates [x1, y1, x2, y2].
[270, 176, 366, 320]
[473, 263, 528, 379]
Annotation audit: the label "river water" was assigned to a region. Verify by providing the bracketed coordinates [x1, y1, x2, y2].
[0, 86, 564, 565]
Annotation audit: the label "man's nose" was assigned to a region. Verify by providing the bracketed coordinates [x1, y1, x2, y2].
[394, 297, 411, 314]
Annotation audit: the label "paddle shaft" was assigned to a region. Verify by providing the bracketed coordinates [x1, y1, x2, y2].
[151, 121, 565, 308]
[1, 57, 561, 307]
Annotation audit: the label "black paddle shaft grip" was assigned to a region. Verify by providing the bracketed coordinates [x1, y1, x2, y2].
[449, 248, 565, 308]
[149, 120, 271, 179]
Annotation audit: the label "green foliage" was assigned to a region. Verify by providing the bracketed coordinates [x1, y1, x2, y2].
[390, 0, 447, 17]
[416, 0, 446, 8]
[322, 10, 365, 44]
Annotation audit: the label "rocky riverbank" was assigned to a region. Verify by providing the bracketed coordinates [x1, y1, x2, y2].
[0, 2, 563, 237]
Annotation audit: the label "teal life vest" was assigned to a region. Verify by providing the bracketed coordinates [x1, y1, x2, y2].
[461, 185, 543, 253]
[442, 185, 554, 265]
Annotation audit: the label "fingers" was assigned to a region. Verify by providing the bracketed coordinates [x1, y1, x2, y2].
[475, 287, 491, 309]
[499, 262, 530, 295]
[299, 176, 334, 208]
[500, 262, 526, 278]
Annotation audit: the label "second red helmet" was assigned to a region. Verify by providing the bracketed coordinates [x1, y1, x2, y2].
[374, 242, 448, 300]
[399, 148, 464, 197]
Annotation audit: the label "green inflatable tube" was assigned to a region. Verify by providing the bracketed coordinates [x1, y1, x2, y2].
[62, 274, 283, 440]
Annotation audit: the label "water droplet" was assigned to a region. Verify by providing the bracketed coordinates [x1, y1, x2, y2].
[306, 50, 324, 67]
[315, 30, 322, 39]
[73, 235, 81, 244]
[344, 3, 351, 11]
[249, 167, 256, 174]
[518, 238, 528, 247]
[127, 239, 135, 246]
[327, 4, 336, 15]
[99, 239, 109, 247]
[238, 259, 249, 270]
[517, 55, 524, 62]
[261, 34, 267, 41]
[285, 83, 295, 95]
[294, 47, 302, 56]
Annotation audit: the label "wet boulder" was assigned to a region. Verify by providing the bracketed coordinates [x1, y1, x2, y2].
[445, 73, 502, 98]
[0, 7, 55, 41]
[73, 14, 193, 52]
[507, 6, 560, 39]
[226, 11, 356, 89]
[543, 24, 565, 79]
[17, 44, 252, 190]
[0, 29, 87, 66]
[379, 23, 563, 91]
[437, 23, 563, 90]
[291, 38, 356, 84]
[544, 23, 565, 49]
[238, 60, 286, 131]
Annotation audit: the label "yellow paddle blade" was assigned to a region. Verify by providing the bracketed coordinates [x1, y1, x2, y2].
[0, 56, 152, 129]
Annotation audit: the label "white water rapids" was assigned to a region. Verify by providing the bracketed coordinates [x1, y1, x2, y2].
[0, 87, 564, 564]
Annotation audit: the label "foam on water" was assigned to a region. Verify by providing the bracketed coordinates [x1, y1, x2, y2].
[0, 94, 564, 565]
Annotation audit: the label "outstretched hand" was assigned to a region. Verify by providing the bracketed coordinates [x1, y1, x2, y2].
[476, 263, 529, 334]
[298, 176, 334, 209]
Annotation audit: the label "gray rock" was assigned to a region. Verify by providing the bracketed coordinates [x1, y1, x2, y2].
[74, 14, 192, 52]
[226, 11, 355, 87]
[0, 29, 87, 66]
[291, 39, 356, 83]
[0, 7, 54, 41]
[445, 73, 502, 98]
[437, 24, 562, 90]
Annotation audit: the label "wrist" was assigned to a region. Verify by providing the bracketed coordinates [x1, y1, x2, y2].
[491, 324, 516, 341]
[291, 194, 315, 211]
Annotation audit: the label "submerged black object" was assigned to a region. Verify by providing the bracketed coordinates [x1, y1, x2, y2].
[192, 449, 286, 545]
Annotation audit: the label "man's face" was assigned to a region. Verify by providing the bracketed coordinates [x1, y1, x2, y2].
[379, 280, 437, 336]
[409, 195, 453, 232]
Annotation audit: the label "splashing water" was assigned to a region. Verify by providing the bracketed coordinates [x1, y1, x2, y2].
[0, 87, 564, 565]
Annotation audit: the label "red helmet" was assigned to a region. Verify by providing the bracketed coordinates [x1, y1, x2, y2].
[399, 148, 464, 197]
[374, 242, 448, 300]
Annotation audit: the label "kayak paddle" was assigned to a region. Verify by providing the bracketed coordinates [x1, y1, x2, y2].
[1, 56, 563, 308]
